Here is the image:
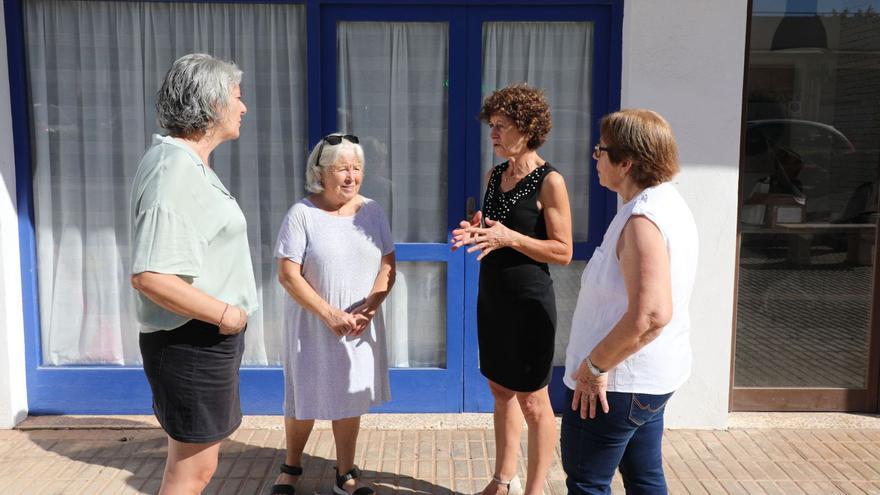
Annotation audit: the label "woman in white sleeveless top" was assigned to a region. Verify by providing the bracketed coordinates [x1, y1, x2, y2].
[561, 109, 698, 495]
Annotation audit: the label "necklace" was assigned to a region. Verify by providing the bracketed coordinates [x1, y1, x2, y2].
[502, 164, 539, 184]
[502, 173, 520, 182]
[484, 162, 549, 223]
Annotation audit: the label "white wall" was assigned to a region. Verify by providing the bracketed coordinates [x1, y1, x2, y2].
[621, 0, 749, 428]
[0, 4, 30, 428]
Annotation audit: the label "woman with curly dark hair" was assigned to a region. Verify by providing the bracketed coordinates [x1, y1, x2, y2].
[452, 84, 573, 495]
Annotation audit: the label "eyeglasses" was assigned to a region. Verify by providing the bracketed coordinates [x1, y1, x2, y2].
[592, 144, 612, 160]
[316, 134, 360, 164]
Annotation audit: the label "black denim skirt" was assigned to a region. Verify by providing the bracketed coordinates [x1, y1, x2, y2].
[140, 319, 245, 443]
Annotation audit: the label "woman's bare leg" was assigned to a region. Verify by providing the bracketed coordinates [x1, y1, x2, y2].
[158, 436, 222, 495]
[273, 418, 315, 487]
[481, 380, 523, 495]
[516, 386, 555, 495]
[332, 416, 364, 494]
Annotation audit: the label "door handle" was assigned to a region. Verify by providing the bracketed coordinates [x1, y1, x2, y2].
[466, 196, 476, 219]
[465, 196, 485, 228]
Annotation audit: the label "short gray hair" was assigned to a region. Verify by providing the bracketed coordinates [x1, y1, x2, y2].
[156, 53, 243, 137]
[305, 134, 365, 193]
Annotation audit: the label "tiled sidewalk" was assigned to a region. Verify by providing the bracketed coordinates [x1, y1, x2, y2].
[3, 416, 880, 494]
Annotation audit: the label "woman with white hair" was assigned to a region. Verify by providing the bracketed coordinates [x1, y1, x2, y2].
[271, 134, 395, 495]
[130, 53, 256, 493]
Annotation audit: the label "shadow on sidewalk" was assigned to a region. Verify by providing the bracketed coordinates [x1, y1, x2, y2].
[22, 417, 462, 494]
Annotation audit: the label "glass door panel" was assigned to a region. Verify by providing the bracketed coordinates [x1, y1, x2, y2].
[732, 1, 880, 411]
[327, 10, 465, 411]
[386, 262, 447, 368]
[337, 21, 449, 243]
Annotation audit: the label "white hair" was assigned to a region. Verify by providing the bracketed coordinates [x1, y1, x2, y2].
[305, 134, 365, 193]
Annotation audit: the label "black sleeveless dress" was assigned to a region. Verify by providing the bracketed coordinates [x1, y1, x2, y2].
[478, 162, 558, 392]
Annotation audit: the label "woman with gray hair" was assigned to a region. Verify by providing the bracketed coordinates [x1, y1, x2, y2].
[130, 53, 257, 494]
[271, 133, 395, 495]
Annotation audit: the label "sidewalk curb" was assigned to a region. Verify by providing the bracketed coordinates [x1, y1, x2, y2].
[15, 413, 500, 431]
[15, 412, 880, 432]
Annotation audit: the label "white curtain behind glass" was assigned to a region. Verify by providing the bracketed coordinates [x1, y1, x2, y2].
[24, 0, 307, 365]
[384, 263, 446, 368]
[337, 22, 449, 368]
[481, 22, 593, 241]
[337, 22, 448, 244]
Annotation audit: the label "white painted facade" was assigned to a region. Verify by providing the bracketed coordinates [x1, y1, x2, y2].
[621, 0, 748, 428]
[0, 1, 750, 428]
[0, 3, 30, 428]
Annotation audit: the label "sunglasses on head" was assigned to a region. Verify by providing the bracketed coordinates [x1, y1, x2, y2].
[316, 134, 360, 164]
[323, 134, 359, 145]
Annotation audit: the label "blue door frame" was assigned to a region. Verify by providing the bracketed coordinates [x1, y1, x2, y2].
[4, 0, 622, 414]
[319, 4, 470, 412]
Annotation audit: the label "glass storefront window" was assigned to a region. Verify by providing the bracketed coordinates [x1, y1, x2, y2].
[551, 262, 587, 366]
[24, 1, 309, 366]
[735, 0, 880, 390]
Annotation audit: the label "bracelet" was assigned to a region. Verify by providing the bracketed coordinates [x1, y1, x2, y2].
[218, 303, 230, 327]
[587, 355, 608, 377]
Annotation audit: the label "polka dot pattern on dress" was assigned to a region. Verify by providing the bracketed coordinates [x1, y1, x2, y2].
[483, 162, 551, 224]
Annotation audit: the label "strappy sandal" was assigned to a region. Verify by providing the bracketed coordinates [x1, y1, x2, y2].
[487, 474, 523, 495]
[269, 463, 303, 495]
[332, 465, 374, 495]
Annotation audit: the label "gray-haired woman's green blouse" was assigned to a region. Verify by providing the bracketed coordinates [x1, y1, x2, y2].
[130, 134, 259, 332]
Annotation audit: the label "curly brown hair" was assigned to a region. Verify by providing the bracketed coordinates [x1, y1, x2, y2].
[479, 84, 552, 150]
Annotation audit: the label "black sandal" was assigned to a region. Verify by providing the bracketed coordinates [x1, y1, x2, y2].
[332, 465, 374, 495]
[269, 463, 303, 495]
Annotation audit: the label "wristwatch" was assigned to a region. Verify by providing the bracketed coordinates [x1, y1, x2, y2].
[586, 355, 608, 377]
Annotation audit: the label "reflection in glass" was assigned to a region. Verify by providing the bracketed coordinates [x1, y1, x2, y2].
[385, 262, 447, 369]
[734, 5, 879, 389]
[337, 22, 448, 243]
[550, 262, 588, 366]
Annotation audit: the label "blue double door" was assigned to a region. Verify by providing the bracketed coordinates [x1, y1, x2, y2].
[320, 4, 617, 412]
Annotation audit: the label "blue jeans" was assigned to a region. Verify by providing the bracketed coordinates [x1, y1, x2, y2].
[561, 389, 673, 495]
